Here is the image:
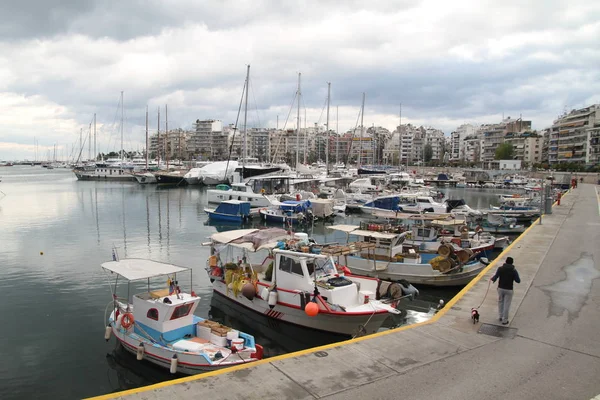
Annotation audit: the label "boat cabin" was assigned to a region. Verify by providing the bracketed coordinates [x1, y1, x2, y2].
[102, 259, 199, 342]
[270, 250, 375, 309]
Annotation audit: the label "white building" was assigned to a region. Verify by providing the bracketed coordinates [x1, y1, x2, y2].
[450, 124, 475, 161]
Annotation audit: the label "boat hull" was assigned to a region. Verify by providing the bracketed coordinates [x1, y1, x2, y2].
[205, 210, 249, 223]
[74, 171, 136, 182]
[343, 257, 486, 287]
[210, 280, 390, 336]
[207, 190, 274, 207]
[108, 312, 260, 375]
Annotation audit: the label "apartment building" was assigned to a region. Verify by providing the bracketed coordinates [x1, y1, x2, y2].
[450, 124, 475, 161]
[504, 132, 543, 165]
[548, 104, 600, 166]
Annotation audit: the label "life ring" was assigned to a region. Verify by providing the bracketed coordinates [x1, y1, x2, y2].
[475, 225, 483, 233]
[121, 312, 135, 329]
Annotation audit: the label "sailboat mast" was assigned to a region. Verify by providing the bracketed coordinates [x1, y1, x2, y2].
[325, 82, 330, 175]
[358, 92, 365, 168]
[93, 113, 96, 161]
[120, 91, 124, 162]
[145, 106, 149, 170]
[243, 65, 250, 171]
[398, 104, 402, 169]
[295, 72, 301, 169]
[336, 106, 339, 165]
[157, 108, 160, 165]
[79, 128, 82, 163]
[165, 104, 169, 169]
[88, 123, 91, 161]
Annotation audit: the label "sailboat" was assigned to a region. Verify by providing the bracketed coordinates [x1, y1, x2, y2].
[74, 92, 136, 181]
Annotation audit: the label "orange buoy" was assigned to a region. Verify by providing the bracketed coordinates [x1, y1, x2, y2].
[305, 301, 319, 317]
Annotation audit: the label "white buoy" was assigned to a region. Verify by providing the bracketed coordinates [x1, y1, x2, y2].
[268, 290, 278, 309]
[104, 326, 112, 341]
[170, 354, 178, 374]
[136, 344, 144, 360]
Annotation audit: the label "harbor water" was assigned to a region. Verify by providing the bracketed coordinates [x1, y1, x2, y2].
[0, 167, 507, 399]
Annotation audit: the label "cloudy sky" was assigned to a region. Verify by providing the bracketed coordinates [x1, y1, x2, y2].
[1, 0, 599, 160]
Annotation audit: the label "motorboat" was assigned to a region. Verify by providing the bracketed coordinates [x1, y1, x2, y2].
[154, 170, 189, 186]
[102, 257, 263, 374]
[471, 214, 526, 234]
[260, 200, 313, 225]
[205, 200, 253, 223]
[184, 161, 239, 185]
[205, 228, 401, 336]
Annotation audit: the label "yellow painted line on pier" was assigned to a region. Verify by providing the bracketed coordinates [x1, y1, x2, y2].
[86, 192, 568, 400]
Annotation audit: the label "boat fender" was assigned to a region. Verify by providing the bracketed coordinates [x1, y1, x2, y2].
[104, 326, 112, 341]
[268, 289, 278, 309]
[136, 343, 144, 360]
[121, 313, 134, 330]
[170, 354, 178, 374]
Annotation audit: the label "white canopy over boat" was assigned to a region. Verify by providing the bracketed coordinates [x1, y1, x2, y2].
[327, 225, 399, 240]
[101, 259, 188, 281]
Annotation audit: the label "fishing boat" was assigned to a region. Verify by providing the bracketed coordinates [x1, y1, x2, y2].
[327, 225, 488, 287]
[205, 200, 252, 223]
[471, 214, 526, 234]
[205, 228, 402, 336]
[259, 200, 313, 225]
[102, 257, 263, 374]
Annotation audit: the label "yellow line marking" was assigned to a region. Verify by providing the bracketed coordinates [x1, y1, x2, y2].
[86, 191, 569, 400]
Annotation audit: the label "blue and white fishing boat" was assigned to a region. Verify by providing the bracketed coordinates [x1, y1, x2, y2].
[205, 200, 252, 223]
[260, 200, 313, 225]
[327, 225, 488, 287]
[102, 257, 264, 374]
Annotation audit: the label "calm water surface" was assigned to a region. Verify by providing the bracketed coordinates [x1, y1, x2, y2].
[0, 167, 503, 399]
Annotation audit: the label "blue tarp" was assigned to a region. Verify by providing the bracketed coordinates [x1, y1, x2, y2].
[215, 201, 251, 215]
[365, 196, 401, 211]
[280, 200, 311, 213]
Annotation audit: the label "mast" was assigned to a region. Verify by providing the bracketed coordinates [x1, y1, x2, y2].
[79, 128, 82, 163]
[358, 92, 365, 168]
[88, 123, 91, 161]
[165, 104, 169, 169]
[398, 104, 402, 169]
[93, 113, 96, 161]
[145, 106, 149, 170]
[120, 91, 124, 162]
[336, 106, 339, 165]
[243, 65, 250, 173]
[325, 82, 331, 175]
[157, 107, 160, 166]
[295, 72, 301, 169]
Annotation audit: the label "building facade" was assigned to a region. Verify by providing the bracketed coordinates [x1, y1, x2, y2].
[547, 105, 600, 166]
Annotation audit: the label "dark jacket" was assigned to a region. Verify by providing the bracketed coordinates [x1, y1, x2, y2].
[491, 263, 521, 290]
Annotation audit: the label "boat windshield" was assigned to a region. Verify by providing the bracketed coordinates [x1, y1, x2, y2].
[308, 258, 336, 279]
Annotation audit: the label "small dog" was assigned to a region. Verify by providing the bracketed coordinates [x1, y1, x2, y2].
[471, 308, 480, 324]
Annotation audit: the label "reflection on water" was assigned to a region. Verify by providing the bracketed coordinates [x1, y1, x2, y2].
[0, 167, 504, 399]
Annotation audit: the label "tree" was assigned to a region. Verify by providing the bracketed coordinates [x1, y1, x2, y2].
[423, 144, 433, 163]
[495, 143, 514, 160]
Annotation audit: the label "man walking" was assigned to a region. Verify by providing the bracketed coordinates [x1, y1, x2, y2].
[490, 257, 521, 325]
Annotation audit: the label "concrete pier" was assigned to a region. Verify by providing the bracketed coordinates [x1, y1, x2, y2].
[90, 184, 600, 400]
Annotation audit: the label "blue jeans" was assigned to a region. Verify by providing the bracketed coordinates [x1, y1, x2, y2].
[497, 288, 513, 323]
